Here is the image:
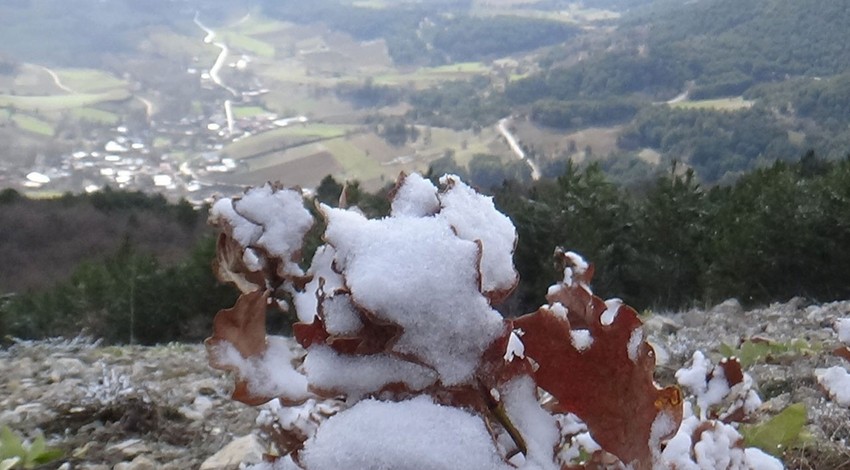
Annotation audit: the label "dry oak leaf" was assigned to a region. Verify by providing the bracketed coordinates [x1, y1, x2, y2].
[213, 232, 267, 294]
[834, 346, 850, 363]
[513, 280, 682, 469]
[205, 289, 275, 406]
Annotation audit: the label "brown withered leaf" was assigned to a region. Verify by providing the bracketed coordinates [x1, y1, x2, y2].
[205, 289, 271, 405]
[514, 281, 682, 469]
[716, 357, 744, 387]
[214, 233, 267, 293]
[834, 346, 850, 363]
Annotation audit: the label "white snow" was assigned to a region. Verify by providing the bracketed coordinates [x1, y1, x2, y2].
[499, 377, 559, 470]
[299, 396, 513, 470]
[437, 174, 518, 296]
[569, 330, 593, 352]
[504, 330, 526, 362]
[601, 298, 622, 326]
[837, 317, 850, 345]
[291, 245, 344, 324]
[208, 336, 309, 403]
[815, 366, 850, 406]
[676, 351, 730, 420]
[304, 345, 437, 399]
[210, 198, 262, 249]
[391, 173, 439, 217]
[233, 184, 313, 277]
[549, 302, 568, 320]
[322, 205, 505, 385]
[320, 294, 363, 336]
[627, 328, 643, 363]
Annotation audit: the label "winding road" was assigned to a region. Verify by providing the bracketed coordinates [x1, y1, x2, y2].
[193, 12, 239, 134]
[498, 117, 540, 181]
[39, 66, 75, 93]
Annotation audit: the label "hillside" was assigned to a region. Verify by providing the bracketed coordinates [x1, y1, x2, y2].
[0, 299, 847, 468]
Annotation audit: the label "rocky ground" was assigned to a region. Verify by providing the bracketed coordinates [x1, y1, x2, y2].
[0, 298, 848, 469]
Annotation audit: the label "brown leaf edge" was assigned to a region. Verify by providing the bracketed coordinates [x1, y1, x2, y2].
[205, 289, 276, 406]
[513, 257, 682, 469]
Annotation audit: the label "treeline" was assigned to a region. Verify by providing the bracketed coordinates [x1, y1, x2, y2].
[0, 237, 237, 345]
[260, 0, 577, 65]
[429, 15, 577, 63]
[617, 106, 799, 183]
[530, 97, 644, 130]
[7, 153, 850, 343]
[622, 0, 850, 98]
[0, 188, 238, 344]
[493, 152, 850, 314]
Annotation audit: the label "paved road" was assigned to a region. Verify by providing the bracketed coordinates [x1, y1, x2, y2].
[498, 116, 540, 181]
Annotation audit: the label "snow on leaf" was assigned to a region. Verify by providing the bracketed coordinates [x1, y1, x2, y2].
[206, 290, 309, 405]
[209, 184, 314, 298]
[390, 172, 440, 218]
[213, 231, 266, 294]
[437, 174, 519, 303]
[299, 396, 514, 470]
[513, 257, 682, 469]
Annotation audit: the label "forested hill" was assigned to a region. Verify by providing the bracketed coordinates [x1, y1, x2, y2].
[628, 0, 850, 97]
[511, 0, 850, 102]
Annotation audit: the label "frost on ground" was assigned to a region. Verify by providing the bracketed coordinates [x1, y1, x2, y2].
[201, 172, 849, 470]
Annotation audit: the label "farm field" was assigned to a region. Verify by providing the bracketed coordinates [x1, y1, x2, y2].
[670, 96, 755, 111]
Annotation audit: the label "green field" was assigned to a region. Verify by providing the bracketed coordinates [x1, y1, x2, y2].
[0, 89, 131, 111]
[70, 107, 120, 124]
[321, 137, 383, 181]
[374, 62, 490, 87]
[13, 114, 54, 136]
[55, 69, 127, 93]
[220, 32, 276, 58]
[232, 106, 272, 118]
[230, 15, 289, 36]
[670, 97, 754, 111]
[224, 123, 358, 159]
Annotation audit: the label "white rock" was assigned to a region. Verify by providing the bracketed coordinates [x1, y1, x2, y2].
[200, 434, 265, 470]
[107, 439, 150, 458]
[113, 455, 157, 470]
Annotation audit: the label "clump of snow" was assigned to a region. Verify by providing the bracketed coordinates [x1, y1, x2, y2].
[210, 184, 314, 280]
[210, 197, 262, 248]
[233, 185, 313, 277]
[557, 250, 590, 290]
[291, 245, 344, 324]
[569, 330, 593, 352]
[303, 345, 437, 399]
[500, 377, 559, 470]
[391, 173, 440, 217]
[299, 396, 513, 470]
[322, 206, 505, 385]
[504, 330, 526, 362]
[320, 294, 363, 336]
[555, 413, 600, 466]
[837, 317, 850, 345]
[627, 329, 643, 363]
[600, 298, 622, 326]
[815, 366, 850, 406]
[549, 302, 568, 319]
[659, 403, 784, 470]
[676, 351, 730, 420]
[437, 174, 518, 296]
[209, 336, 308, 402]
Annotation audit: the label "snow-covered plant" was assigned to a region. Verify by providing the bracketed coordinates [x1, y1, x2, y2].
[204, 173, 777, 469]
[815, 317, 850, 406]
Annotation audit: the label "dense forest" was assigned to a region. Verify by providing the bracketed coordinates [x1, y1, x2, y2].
[260, 0, 577, 65]
[5, 151, 850, 344]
